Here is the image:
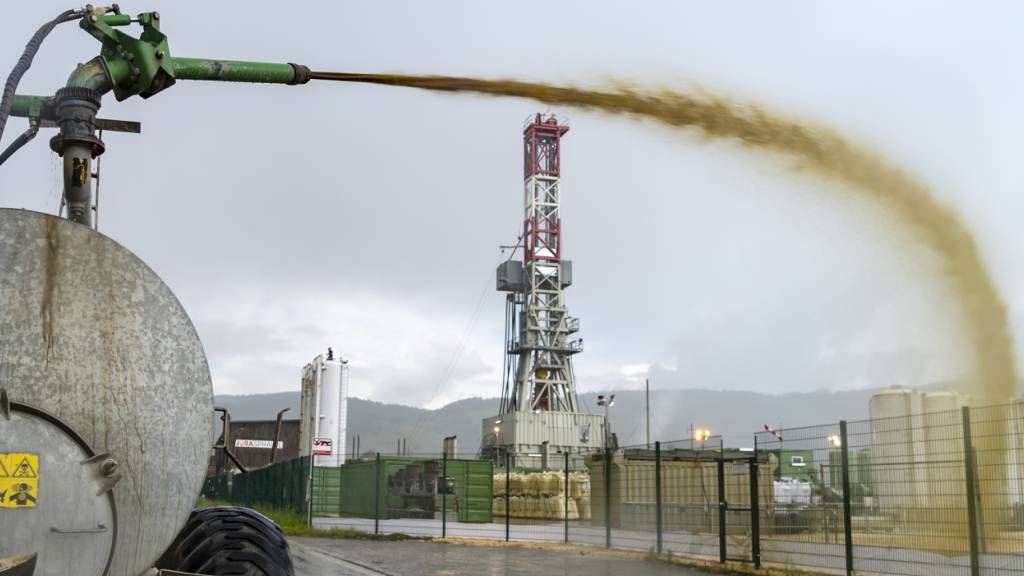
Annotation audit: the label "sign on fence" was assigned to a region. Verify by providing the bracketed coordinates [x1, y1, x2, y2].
[313, 437, 333, 456]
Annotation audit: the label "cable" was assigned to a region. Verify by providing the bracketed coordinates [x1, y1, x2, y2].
[0, 9, 84, 156]
[0, 122, 39, 166]
[406, 263, 497, 442]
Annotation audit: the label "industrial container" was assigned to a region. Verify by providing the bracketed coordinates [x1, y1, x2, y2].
[334, 456, 492, 522]
[587, 450, 774, 532]
[775, 449, 816, 482]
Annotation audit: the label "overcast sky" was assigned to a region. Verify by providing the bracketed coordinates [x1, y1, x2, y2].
[2, 1, 1022, 408]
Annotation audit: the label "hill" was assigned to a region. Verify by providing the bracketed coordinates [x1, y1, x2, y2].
[214, 387, 877, 458]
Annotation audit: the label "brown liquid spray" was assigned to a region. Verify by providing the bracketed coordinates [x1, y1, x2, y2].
[315, 71, 1016, 405]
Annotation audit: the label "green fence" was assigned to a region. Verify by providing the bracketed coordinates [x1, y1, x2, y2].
[203, 456, 310, 516]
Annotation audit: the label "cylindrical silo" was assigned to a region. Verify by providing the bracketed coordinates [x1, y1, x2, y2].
[317, 357, 348, 467]
[922, 391, 966, 514]
[869, 388, 925, 514]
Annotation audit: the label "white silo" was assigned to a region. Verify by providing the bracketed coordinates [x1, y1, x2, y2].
[299, 349, 349, 467]
[922, 391, 966, 510]
[869, 387, 927, 513]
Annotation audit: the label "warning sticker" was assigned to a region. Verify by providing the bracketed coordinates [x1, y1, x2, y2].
[0, 453, 38, 508]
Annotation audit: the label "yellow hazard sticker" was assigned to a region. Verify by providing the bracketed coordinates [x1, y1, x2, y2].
[0, 453, 38, 508]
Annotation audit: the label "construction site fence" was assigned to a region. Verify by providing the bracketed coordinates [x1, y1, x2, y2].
[202, 455, 310, 516]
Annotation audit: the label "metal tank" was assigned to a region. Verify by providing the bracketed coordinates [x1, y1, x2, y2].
[299, 353, 348, 467]
[869, 387, 927, 514]
[922, 391, 966, 511]
[0, 209, 213, 576]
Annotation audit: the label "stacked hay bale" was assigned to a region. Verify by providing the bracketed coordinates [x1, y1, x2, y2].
[492, 471, 591, 520]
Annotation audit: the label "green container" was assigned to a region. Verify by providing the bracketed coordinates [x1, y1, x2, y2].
[312, 467, 342, 516]
[775, 449, 816, 481]
[330, 456, 492, 522]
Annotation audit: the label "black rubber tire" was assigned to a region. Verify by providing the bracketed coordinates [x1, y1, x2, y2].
[156, 506, 295, 576]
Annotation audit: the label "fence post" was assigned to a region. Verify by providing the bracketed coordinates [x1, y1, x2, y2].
[505, 450, 510, 542]
[717, 456, 726, 563]
[306, 454, 314, 527]
[605, 446, 612, 548]
[750, 438, 761, 568]
[442, 451, 448, 539]
[374, 452, 381, 535]
[564, 451, 570, 544]
[839, 420, 854, 576]
[338, 464, 343, 517]
[962, 406, 980, 576]
[655, 441, 663, 554]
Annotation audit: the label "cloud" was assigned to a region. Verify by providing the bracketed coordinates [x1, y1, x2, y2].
[189, 280, 502, 406]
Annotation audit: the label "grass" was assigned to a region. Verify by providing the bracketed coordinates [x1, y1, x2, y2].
[195, 498, 427, 541]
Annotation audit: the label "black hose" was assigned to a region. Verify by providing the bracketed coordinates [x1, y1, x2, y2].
[0, 123, 39, 167]
[0, 9, 83, 152]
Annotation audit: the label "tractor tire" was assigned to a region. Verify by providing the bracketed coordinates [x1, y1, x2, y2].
[156, 506, 295, 576]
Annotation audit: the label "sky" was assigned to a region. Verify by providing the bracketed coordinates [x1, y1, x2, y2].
[1, 1, 1023, 409]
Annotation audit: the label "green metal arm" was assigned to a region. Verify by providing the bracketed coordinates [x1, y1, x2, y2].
[74, 9, 308, 101]
[170, 57, 307, 85]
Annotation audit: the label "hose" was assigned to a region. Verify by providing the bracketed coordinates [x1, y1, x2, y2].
[0, 9, 84, 156]
[0, 122, 39, 167]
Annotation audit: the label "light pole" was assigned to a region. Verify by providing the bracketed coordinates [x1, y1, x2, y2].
[597, 394, 615, 448]
[597, 393, 615, 548]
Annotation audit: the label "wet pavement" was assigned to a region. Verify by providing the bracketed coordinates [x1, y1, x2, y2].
[291, 536, 710, 576]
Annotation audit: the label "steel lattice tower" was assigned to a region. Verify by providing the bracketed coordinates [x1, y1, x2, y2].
[484, 114, 602, 469]
[506, 114, 580, 413]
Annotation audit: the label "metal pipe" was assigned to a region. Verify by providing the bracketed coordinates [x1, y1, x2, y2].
[66, 58, 113, 93]
[717, 456, 726, 563]
[839, 421, 854, 576]
[504, 451, 510, 542]
[963, 407, 981, 576]
[750, 439, 761, 568]
[441, 452, 447, 538]
[604, 446, 611, 548]
[270, 407, 290, 464]
[9, 95, 47, 119]
[655, 441, 663, 554]
[171, 57, 310, 85]
[564, 451, 569, 544]
[374, 452, 381, 534]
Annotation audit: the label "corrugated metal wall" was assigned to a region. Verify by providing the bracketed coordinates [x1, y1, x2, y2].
[207, 419, 301, 476]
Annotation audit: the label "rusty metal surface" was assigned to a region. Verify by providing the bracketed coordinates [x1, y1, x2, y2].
[0, 209, 213, 576]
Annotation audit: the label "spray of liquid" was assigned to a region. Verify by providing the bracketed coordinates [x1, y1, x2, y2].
[315, 71, 1016, 403]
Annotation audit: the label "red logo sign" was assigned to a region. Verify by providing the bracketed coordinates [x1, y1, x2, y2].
[313, 437, 333, 456]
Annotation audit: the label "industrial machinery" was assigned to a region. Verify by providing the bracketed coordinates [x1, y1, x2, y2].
[0, 6, 375, 576]
[480, 114, 605, 469]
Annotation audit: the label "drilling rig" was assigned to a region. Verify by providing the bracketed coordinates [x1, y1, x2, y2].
[480, 114, 605, 470]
